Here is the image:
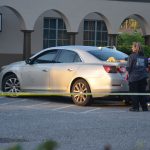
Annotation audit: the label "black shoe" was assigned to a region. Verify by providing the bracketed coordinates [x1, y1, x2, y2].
[129, 108, 139, 112]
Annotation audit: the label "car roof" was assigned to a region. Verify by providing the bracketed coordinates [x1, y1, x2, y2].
[32, 45, 127, 63]
[48, 45, 100, 52]
[39, 45, 121, 54]
[49, 45, 120, 53]
[31, 46, 100, 60]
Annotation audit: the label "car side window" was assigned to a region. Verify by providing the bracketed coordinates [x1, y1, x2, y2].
[33, 50, 58, 64]
[57, 50, 81, 63]
[74, 54, 82, 62]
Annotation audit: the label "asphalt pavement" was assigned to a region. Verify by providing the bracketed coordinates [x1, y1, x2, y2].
[0, 96, 150, 150]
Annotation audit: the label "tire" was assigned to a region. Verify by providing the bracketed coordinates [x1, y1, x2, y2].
[71, 79, 92, 106]
[2, 74, 21, 96]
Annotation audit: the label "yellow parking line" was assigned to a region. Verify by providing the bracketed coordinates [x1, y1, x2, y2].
[0, 92, 150, 96]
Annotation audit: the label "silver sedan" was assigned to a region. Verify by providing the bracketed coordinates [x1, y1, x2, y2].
[0, 46, 129, 106]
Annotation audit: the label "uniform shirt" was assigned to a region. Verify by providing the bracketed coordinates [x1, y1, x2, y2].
[126, 53, 148, 83]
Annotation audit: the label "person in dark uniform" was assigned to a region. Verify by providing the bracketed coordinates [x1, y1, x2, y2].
[126, 42, 149, 112]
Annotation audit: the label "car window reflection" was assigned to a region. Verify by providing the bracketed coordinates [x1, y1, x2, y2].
[33, 50, 58, 64]
[57, 50, 82, 63]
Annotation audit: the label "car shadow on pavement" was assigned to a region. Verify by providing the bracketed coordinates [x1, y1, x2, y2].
[19, 95, 74, 104]
[92, 96, 129, 108]
[16, 95, 129, 108]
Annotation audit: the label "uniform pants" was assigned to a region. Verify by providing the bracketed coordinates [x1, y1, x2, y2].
[129, 78, 148, 110]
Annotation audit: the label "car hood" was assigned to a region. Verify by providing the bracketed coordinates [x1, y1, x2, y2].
[8, 61, 25, 66]
[9, 61, 25, 66]
[2, 61, 25, 69]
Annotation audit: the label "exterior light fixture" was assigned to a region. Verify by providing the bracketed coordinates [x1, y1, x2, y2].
[0, 13, 2, 32]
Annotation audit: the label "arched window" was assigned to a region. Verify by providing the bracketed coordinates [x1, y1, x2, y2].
[43, 18, 69, 48]
[83, 20, 108, 46]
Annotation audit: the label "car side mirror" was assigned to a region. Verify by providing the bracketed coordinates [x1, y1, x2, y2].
[25, 58, 33, 65]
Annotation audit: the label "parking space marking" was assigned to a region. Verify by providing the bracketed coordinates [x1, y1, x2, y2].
[81, 108, 101, 113]
[24, 102, 51, 108]
[52, 110, 80, 114]
[0, 99, 27, 106]
[0, 97, 139, 114]
[50, 108, 128, 114]
[51, 105, 74, 110]
[91, 110, 127, 114]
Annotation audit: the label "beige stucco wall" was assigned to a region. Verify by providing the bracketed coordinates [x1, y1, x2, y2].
[0, 7, 23, 54]
[1, 0, 150, 33]
[0, 0, 150, 57]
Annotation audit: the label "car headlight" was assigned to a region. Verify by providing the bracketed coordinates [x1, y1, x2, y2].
[0, 65, 6, 73]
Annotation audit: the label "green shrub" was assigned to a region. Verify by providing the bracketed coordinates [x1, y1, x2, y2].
[117, 32, 150, 57]
[5, 145, 22, 150]
[36, 140, 58, 150]
[1, 140, 58, 150]
[117, 32, 144, 46]
[117, 45, 131, 55]
[143, 45, 150, 57]
[117, 45, 150, 57]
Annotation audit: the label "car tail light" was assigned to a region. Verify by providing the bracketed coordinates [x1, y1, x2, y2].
[103, 65, 117, 73]
[103, 65, 126, 73]
[117, 66, 126, 73]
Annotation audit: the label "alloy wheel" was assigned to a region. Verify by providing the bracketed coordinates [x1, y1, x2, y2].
[3, 75, 21, 95]
[71, 79, 92, 106]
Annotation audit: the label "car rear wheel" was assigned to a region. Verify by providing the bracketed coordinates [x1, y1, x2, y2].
[71, 79, 92, 106]
[2, 74, 21, 96]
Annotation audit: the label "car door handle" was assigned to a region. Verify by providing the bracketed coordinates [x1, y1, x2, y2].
[67, 68, 73, 72]
[42, 69, 48, 72]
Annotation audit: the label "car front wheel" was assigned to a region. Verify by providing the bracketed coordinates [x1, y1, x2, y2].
[2, 74, 21, 96]
[71, 79, 92, 106]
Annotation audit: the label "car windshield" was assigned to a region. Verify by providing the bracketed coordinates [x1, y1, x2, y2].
[88, 49, 128, 61]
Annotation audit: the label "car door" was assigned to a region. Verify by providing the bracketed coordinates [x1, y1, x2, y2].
[50, 49, 82, 92]
[21, 49, 59, 91]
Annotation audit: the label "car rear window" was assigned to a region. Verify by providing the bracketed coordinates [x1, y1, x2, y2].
[88, 49, 128, 61]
